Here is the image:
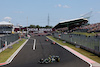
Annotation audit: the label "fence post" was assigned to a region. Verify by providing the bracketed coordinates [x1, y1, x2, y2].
[5, 41, 7, 49]
[0, 38, 1, 49]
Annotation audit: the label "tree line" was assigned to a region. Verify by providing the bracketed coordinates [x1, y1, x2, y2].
[27, 25, 53, 28]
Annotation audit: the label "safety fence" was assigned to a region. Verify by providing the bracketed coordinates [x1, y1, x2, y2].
[0, 34, 19, 49]
[52, 32, 100, 56]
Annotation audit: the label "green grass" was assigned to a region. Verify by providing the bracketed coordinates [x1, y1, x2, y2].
[72, 32, 98, 36]
[47, 36, 100, 63]
[0, 39, 26, 63]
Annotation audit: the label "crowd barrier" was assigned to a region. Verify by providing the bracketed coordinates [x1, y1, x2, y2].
[52, 32, 100, 56]
[0, 34, 19, 49]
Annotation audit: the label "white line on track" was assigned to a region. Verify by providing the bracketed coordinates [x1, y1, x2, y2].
[33, 39, 36, 50]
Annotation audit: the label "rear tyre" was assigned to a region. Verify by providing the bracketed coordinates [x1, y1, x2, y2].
[55, 57, 60, 62]
[57, 58, 60, 62]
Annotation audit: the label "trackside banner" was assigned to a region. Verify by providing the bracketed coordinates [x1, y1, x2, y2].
[27, 28, 52, 31]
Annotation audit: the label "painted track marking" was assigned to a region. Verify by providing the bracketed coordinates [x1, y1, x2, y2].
[33, 39, 36, 50]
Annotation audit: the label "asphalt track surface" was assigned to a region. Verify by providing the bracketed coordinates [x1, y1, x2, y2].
[3, 36, 90, 67]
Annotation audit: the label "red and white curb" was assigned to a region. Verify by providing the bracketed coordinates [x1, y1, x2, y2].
[0, 63, 7, 66]
[0, 39, 29, 66]
[47, 37, 100, 67]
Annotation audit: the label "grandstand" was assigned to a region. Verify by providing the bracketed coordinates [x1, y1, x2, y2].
[53, 11, 93, 32]
[53, 17, 88, 32]
[0, 21, 13, 34]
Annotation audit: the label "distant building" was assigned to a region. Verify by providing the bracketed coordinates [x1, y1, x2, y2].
[28, 28, 52, 33]
[0, 21, 13, 34]
[12, 25, 23, 33]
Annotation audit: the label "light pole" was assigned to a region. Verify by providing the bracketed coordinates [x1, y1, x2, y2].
[27, 17, 28, 37]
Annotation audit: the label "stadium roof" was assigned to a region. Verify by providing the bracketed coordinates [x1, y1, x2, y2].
[53, 17, 88, 29]
[0, 21, 13, 26]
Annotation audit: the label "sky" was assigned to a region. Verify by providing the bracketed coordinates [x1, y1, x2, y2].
[0, 0, 100, 27]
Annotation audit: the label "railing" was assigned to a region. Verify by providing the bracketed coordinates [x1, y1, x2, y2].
[0, 34, 19, 49]
[53, 32, 100, 56]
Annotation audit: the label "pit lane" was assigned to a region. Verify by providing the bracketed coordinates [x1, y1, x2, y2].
[4, 36, 90, 67]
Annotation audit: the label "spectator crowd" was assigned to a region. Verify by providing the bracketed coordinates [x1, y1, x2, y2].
[55, 22, 100, 33]
[76, 23, 100, 33]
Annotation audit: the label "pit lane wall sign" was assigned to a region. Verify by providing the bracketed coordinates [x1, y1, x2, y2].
[27, 28, 52, 31]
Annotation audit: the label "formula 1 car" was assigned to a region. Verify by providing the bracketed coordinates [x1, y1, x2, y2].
[38, 55, 60, 64]
[51, 41, 56, 45]
[45, 39, 49, 41]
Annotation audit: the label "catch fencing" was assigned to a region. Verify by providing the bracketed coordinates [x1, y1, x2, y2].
[53, 32, 100, 56]
[0, 34, 19, 49]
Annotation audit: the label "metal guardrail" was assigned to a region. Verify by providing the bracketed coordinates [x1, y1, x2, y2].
[0, 34, 19, 49]
[53, 32, 100, 56]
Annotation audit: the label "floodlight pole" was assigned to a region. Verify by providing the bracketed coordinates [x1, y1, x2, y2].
[48, 14, 49, 26]
[27, 17, 28, 37]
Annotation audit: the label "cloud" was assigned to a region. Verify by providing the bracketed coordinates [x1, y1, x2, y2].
[63, 5, 70, 8]
[55, 4, 61, 7]
[4, 17, 12, 20]
[55, 4, 70, 8]
[97, 11, 100, 14]
[90, 8, 93, 10]
[14, 11, 24, 13]
[58, 4, 62, 7]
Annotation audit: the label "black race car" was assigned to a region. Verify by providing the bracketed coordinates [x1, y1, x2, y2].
[38, 55, 60, 64]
